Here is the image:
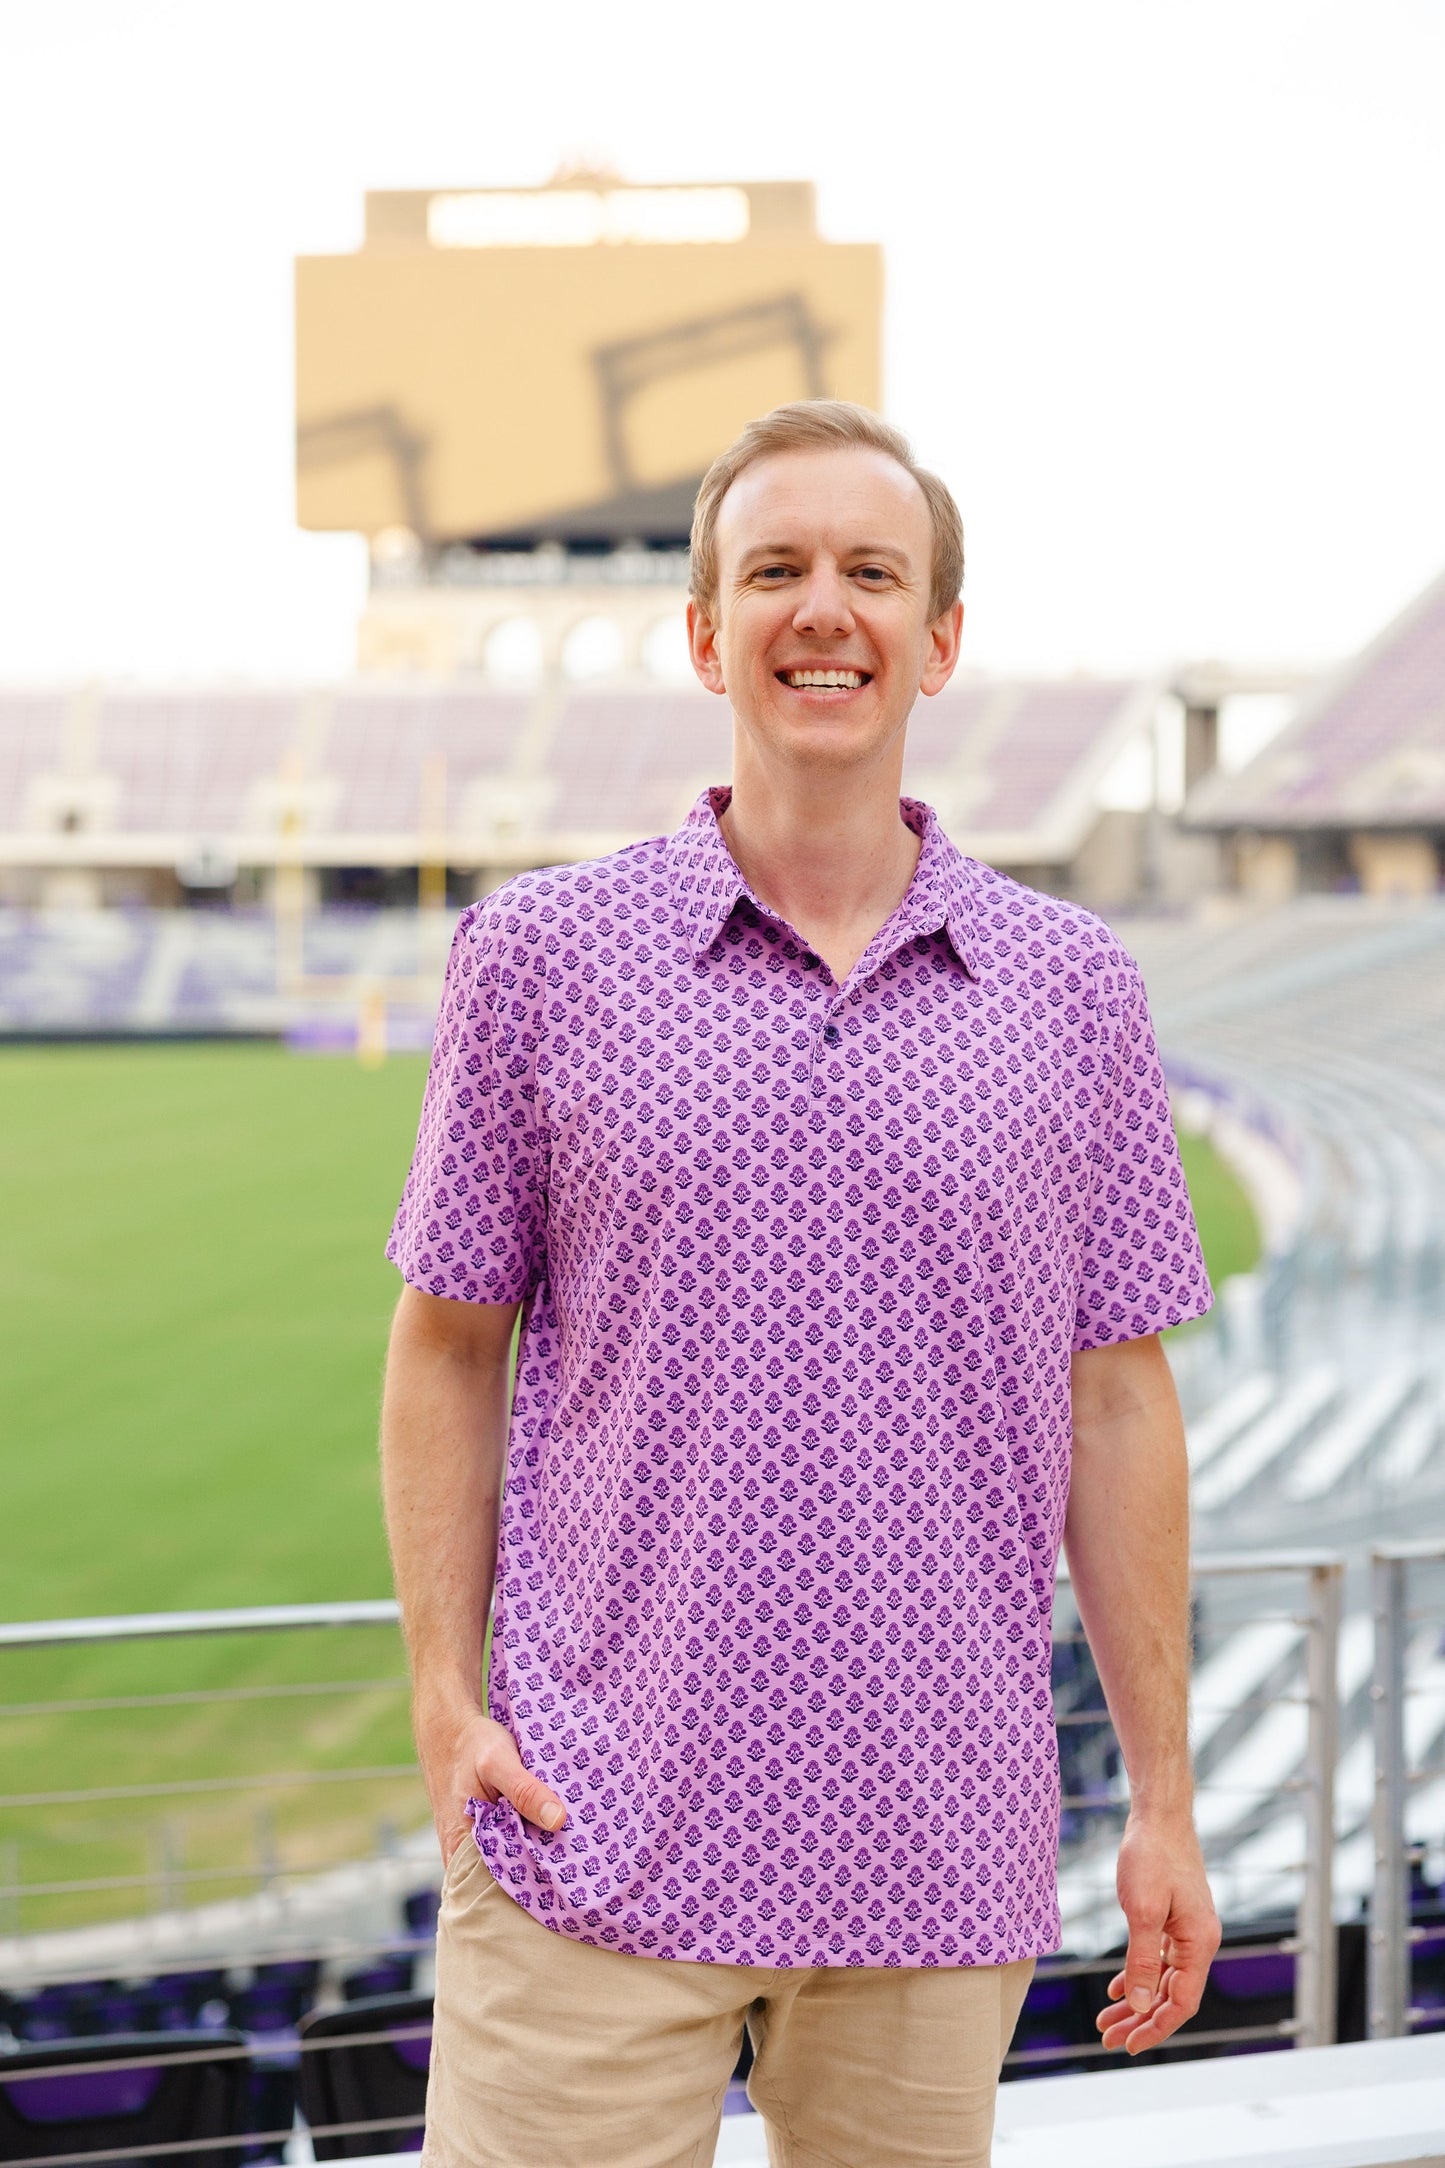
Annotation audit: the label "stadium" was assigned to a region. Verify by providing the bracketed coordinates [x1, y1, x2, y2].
[3, 162, 1444, 2168]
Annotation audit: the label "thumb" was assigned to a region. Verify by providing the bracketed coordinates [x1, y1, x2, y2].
[1122, 1914, 1164, 2013]
[483, 1732, 567, 1833]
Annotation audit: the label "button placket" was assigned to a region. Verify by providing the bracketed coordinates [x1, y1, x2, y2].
[809, 993, 848, 1091]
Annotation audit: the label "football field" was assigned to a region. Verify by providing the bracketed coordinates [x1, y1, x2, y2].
[2, 1042, 433, 1922]
[0, 1041, 1258, 1927]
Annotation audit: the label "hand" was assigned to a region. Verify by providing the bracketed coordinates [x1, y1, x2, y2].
[416, 1697, 568, 1864]
[1096, 1809, 1220, 2055]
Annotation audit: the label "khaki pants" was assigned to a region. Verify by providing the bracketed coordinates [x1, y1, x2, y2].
[422, 1840, 1034, 2168]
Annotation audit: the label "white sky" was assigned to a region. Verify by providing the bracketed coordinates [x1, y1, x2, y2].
[1, 0, 1441, 685]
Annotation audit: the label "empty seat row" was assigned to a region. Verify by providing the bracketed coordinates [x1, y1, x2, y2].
[10, 1902, 1439, 2168]
[0, 1995, 431, 2166]
[0, 679, 1145, 847]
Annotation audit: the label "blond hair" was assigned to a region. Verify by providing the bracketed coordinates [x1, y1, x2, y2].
[688, 400, 964, 623]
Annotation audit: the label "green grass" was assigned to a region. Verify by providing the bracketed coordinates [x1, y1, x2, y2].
[1175, 1128, 1262, 1301]
[3, 1043, 429, 1621]
[1, 1043, 431, 1931]
[0, 1044, 1257, 1935]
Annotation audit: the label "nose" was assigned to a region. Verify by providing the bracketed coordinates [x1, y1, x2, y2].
[791, 566, 855, 640]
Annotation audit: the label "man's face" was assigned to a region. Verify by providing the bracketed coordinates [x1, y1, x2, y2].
[688, 444, 962, 778]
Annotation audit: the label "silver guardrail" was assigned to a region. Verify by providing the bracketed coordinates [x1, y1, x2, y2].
[0, 1555, 1365, 2132]
[0, 1602, 401, 1650]
[0, 1601, 431, 2165]
[0, 1601, 419, 1968]
[1023, 1550, 1342, 2065]
[1369, 1537, 1445, 2038]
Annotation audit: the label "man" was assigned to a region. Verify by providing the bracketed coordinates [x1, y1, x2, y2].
[382, 400, 1221, 2168]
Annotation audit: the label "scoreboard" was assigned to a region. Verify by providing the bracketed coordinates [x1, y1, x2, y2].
[295, 177, 882, 549]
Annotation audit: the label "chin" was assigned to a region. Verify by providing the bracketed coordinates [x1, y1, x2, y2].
[748, 699, 904, 763]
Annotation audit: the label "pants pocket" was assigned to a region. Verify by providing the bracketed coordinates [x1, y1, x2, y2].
[442, 1831, 482, 1888]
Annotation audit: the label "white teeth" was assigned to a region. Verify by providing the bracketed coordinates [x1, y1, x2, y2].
[785, 670, 865, 689]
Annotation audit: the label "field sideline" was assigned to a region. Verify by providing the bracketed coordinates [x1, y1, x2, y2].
[0, 1042, 1258, 1927]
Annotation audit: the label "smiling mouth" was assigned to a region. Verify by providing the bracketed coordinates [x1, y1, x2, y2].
[778, 669, 871, 690]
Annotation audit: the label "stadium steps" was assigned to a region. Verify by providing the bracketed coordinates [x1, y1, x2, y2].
[1191, 1616, 1372, 1850]
[1281, 1366, 1425, 1504]
[1375, 1393, 1442, 1489]
[1192, 1367, 1342, 1515]
[1186, 1375, 1275, 1477]
[1324, 1628, 1445, 1917]
[1147, 906, 1445, 1033]
[1189, 1621, 1301, 1769]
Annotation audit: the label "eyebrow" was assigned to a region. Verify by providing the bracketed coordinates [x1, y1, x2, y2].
[736, 540, 915, 569]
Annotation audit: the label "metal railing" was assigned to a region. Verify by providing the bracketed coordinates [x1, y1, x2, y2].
[0, 1541, 1435, 2146]
[0, 1600, 422, 1972]
[0, 1603, 401, 1652]
[0, 2026, 430, 2165]
[1012, 1550, 1343, 2067]
[0, 1602, 434, 2163]
[1369, 1537, 1445, 2038]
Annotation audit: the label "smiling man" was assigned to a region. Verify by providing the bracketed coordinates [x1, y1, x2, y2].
[382, 401, 1221, 2168]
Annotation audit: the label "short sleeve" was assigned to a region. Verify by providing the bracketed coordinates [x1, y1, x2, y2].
[1072, 965, 1214, 1350]
[386, 907, 547, 1303]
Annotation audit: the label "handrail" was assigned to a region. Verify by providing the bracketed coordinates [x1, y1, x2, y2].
[0, 1600, 401, 1650]
[1045, 1548, 1344, 2054]
[1055, 1546, 1346, 1584]
[0, 1551, 1381, 2073]
[0, 2025, 433, 2083]
[1372, 1537, 1445, 1566]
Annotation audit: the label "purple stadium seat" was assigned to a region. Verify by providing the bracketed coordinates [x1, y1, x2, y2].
[0, 2031, 251, 2168]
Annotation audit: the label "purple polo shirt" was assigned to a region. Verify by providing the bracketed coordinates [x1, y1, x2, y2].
[388, 786, 1212, 1968]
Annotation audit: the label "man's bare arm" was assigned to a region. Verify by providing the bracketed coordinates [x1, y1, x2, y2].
[380, 1283, 566, 1862]
[1065, 1333, 1221, 2053]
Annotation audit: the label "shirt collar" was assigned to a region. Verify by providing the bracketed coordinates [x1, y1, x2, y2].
[664, 784, 980, 979]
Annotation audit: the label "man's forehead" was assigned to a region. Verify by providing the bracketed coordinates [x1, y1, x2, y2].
[716, 445, 930, 556]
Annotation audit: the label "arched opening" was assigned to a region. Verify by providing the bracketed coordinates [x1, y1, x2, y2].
[561, 615, 625, 680]
[642, 613, 694, 684]
[484, 616, 544, 684]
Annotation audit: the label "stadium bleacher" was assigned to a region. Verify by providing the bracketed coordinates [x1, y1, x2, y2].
[545, 685, 727, 835]
[94, 693, 304, 837]
[1055, 1602, 1445, 1955]
[1189, 568, 1445, 829]
[322, 688, 533, 836]
[0, 672, 1152, 877]
[1281, 1366, 1427, 1505]
[1189, 1368, 1343, 1516]
[909, 677, 1145, 845]
[1041, 892, 1445, 1969]
[0, 693, 73, 833]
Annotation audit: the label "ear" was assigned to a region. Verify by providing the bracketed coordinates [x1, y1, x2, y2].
[919, 599, 964, 698]
[687, 598, 728, 696]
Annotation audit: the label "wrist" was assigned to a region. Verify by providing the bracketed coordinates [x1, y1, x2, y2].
[1125, 1787, 1196, 1825]
[412, 1672, 486, 1731]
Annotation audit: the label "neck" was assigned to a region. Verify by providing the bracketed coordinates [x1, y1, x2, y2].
[718, 743, 921, 985]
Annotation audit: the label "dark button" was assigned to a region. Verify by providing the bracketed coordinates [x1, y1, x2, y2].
[801, 951, 819, 969]
[822, 1023, 841, 1048]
